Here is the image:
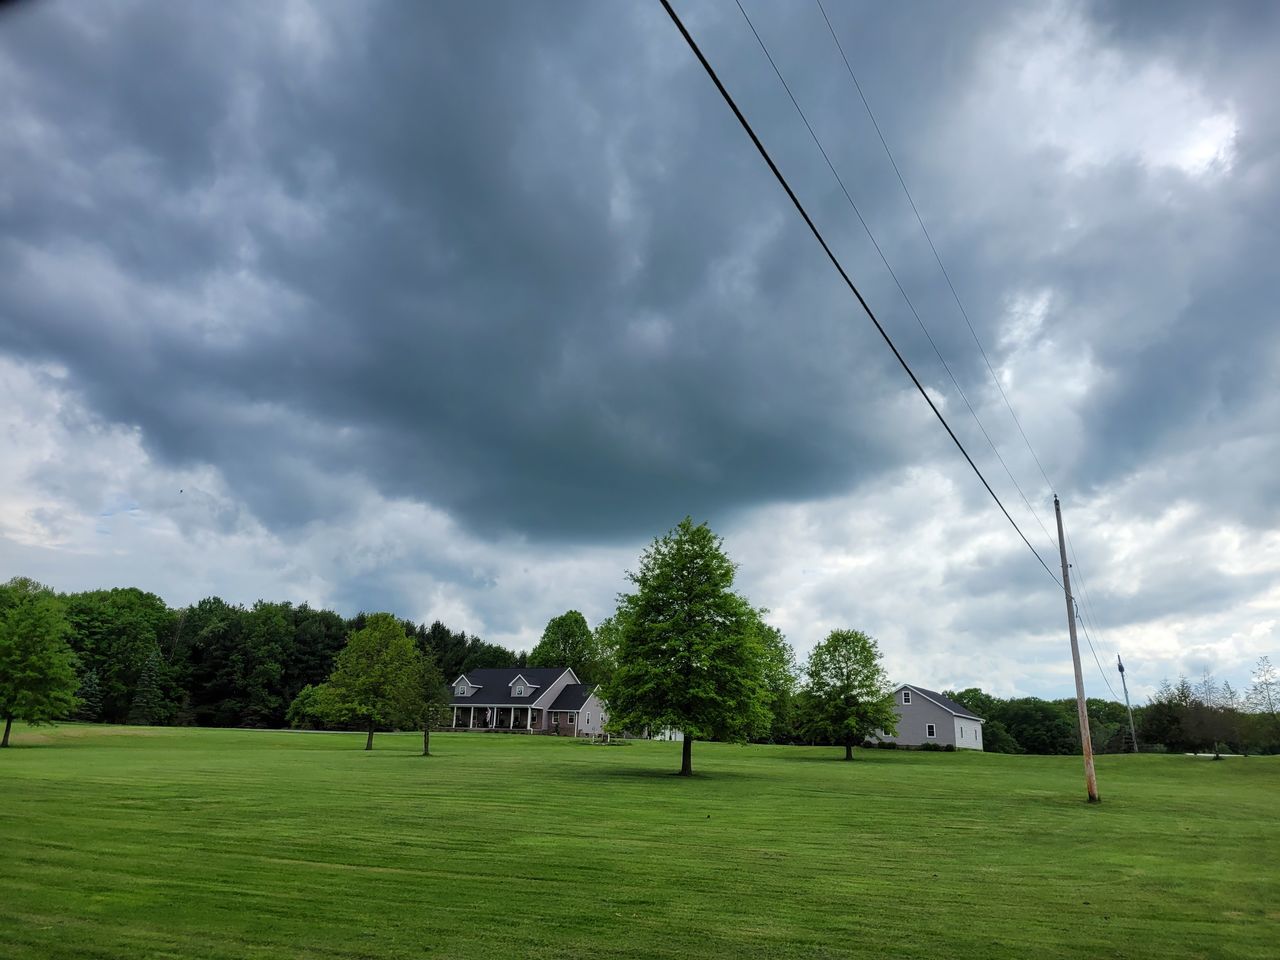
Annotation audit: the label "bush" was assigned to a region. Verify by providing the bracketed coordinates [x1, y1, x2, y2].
[944, 743, 956, 752]
[876, 740, 898, 750]
[861, 739, 877, 749]
[920, 741, 943, 752]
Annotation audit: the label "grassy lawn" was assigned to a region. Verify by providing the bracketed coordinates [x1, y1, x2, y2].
[2, 725, 1276, 959]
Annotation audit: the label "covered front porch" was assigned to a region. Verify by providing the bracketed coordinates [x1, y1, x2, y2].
[449, 705, 546, 733]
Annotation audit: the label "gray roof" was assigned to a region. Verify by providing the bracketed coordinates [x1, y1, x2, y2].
[449, 668, 572, 706]
[900, 684, 985, 721]
[549, 683, 596, 712]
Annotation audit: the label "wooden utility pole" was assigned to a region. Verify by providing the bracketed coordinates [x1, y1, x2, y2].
[1117, 654, 1139, 753]
[1054, 495, 1100, 803]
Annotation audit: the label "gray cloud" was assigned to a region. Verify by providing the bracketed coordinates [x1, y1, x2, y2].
[1, 0, 1277, 695]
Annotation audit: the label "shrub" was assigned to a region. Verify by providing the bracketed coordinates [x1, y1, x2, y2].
[876, 740, 898, 750]
[861, 739, 877, 749]
[944, 743, 956, 752]
[920, 741, 943, 752]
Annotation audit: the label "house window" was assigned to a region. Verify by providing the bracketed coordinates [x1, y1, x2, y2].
[569, 712, 577, 723]
[456, 686, 465, 696]
[961, 726, 965, 739]
[585, 713, 591, 725]
[902, 690, 912, 704]
[515, 685, 525, 696]
[926, 723, 936, 738]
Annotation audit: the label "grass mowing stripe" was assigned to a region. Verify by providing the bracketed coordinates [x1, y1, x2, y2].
[2, 724, 1277, 959]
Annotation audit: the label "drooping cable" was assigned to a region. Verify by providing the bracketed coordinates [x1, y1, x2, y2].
[654, 0, 1062, 585]
[733, 0, 1061, 563]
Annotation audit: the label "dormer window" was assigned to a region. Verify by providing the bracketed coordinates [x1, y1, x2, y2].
[456, 685, 466, 696]
[515, 685, 525, 696]
[902, 690, 912, 704]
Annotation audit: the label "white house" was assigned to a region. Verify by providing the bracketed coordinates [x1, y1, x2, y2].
[877, 684, 985, 750]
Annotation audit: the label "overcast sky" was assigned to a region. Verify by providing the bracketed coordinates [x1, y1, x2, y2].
[2, 0, 1277, 700]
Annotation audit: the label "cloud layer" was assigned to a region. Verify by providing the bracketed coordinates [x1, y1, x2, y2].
[2, 0, 1277, 698]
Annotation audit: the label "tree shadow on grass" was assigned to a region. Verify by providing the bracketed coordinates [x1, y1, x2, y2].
[769, 748, 883, 764]
[579, 764, 759, 782]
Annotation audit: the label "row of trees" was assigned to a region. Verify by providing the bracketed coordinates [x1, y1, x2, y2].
[5, 516, 1277, 765]
[0, 576, 531, 740]
[943, 659, 1280, 756]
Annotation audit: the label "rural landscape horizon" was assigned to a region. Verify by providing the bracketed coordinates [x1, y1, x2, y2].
[3, 0, 1278, 957]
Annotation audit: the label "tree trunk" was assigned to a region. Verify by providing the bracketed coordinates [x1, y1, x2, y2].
[365, 718, 375, 751]
[679, 734, 693, 776]
[422, 725, 430, 756]
[1, 715, 11, 748]
[844, 740, 854, 761]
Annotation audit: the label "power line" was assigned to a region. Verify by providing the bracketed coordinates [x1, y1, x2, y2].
[813, 0, 1056, 496]
[657, 0, 1061, 587]
[732, 0, 1061, 564]
[1075, 599, 1119, 700]
[1064, 522, 1118, 698]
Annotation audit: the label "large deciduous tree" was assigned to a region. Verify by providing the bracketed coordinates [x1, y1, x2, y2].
[803, 629, 896, 760]
[0, 578, 79, 747]
[528, 610, 594, 674]
[604, 517, 770, 776]
[323, 613, 428, 750]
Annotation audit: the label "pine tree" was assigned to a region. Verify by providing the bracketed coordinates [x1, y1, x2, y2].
[127, 648, 167, 726]
[74, 668, 103, 722]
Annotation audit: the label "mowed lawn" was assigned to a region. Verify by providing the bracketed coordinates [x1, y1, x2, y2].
[2, 726, 1276, 960]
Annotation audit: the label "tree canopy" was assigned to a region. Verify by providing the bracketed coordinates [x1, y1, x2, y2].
[0, 578, 79, 747]
[320, 613, 433, 750]
[802, 629, 896, 760]
[528, 610, 600, 680]
[604, 518, 771, 775]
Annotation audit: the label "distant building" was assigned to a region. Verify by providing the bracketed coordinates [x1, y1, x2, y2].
[447, 667, 607, 736]
[876, 684, 985, 750]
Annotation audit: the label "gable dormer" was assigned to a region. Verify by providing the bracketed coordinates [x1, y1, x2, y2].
[509, 674, 541, 698]
[452, 675, 482, 698]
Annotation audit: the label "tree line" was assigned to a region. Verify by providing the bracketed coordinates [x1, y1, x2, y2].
[4, 516, 1277, 765]
[0, 577, 532, 738]
[944, 660, 1280, 756]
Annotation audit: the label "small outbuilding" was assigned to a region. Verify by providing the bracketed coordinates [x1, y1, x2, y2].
[876, 683, 985, 751]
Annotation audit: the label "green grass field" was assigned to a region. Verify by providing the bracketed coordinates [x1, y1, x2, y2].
[2, 725, 1276, 959]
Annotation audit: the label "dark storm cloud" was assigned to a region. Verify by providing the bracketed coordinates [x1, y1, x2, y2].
[1, 0, 1277, 550]
[0, 0, 951, 540]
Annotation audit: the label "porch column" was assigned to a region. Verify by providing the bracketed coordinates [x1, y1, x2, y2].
[527, 709, 533, 731]
[510, 708, 516, 729]
[469, 706, 475, 728]
[452, 707, 458, 728]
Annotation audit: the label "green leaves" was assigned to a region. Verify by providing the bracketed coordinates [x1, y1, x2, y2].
[802, 628, 896, 750]
[296, 612, 447, 747]
[0, 577, 80, 738]
[604, 518, 775, 768]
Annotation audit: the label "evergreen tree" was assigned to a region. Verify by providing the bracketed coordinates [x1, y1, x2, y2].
[128, 648, 168, 726]
[73, 668, 103, 722]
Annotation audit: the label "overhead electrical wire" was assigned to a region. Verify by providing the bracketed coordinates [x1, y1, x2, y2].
[813, 0, 1056, 498]
[805, 0, 1129, 701]
[1064, 521, 1120, 697]
[1075, 600, 1119, 700]
[656, 0, 1061, 587]
[732, 0, 1061, 566]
